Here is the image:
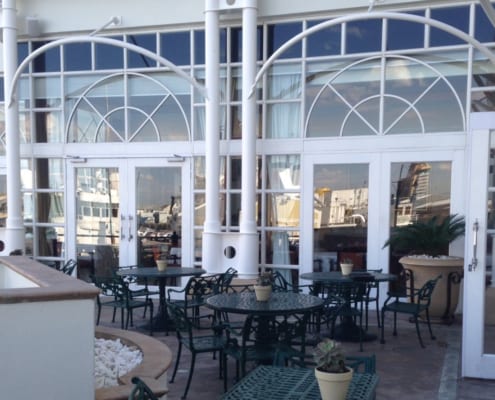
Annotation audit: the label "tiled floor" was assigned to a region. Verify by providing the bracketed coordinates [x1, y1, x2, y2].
[98, 303, 495, 400]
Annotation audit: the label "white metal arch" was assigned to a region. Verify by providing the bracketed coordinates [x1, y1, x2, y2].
[250, 11, 495, 97]
[66, 71, 192, 143]
[8, 35, 207, 107]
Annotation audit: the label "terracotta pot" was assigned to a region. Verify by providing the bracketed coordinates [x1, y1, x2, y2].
[315, 367, 353, 400]
[254, 285, 272, 301]
[399, 256, 464, 323]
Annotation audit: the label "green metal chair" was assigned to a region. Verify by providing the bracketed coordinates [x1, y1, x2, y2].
[380, 274, 441, 348]
[167, 302, 226, 399]
[92, 275, 154, 335]
[127, 377, 159, 400]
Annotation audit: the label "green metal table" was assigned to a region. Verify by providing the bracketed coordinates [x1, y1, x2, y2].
[220, 365, 378, 400]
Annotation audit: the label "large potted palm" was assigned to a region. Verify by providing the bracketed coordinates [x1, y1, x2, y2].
[383, 214, 465, 323]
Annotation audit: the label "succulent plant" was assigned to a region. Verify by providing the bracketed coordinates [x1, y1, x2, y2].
[312, 338, 347, 373]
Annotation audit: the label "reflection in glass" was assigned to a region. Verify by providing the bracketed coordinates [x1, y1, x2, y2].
[136, 167, 182, 268]
[313, 164, 369, 272]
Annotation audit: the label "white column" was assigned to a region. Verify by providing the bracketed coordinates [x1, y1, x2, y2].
[2, 0, 25, 253]
[238, 0, 259, 277]
[202, 0, 222, 272]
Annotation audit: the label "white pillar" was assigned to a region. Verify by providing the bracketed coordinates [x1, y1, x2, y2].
[202, 0, 222, 273]
[238, 0, 259, 277]
[2, 0, 25, 253]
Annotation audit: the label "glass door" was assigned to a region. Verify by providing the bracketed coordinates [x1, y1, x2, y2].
[66, 158, 186, 281]
[463, 128, 495, 379]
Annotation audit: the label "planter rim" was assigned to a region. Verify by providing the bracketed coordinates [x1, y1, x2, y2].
[399, 255, 464, 267]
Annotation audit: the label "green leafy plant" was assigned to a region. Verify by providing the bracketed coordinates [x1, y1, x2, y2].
[313, 338, 347, 373]
[383, 214, 465, 257]
[256, 271, 273, 286]
[341, 258, 353, 265]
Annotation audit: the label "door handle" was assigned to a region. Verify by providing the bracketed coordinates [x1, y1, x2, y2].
[128, 215, 134, 241]
[468, 219, 479, 271]
[120, 214, 126, 240]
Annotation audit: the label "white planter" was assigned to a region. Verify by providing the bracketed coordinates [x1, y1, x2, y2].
[254, 285, 272, 301]
[315, 367, 353, 400]
[340, 263, 354, 276]
[156, 260, 167, 271]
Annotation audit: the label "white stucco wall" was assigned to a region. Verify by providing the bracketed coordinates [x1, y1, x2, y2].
[0, 299, 96, 400]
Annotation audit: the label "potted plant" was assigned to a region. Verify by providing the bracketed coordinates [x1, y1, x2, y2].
[339, 258, 354, 276]
[383, 213, 465, 323]
[253, 270, 273, 301]
[313, 338, 353, 400]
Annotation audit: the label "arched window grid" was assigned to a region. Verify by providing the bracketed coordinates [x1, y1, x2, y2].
[66, 71, 191, 143]
[304, 54, 466, 137]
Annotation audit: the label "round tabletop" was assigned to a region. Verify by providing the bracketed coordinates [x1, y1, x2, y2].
[300, 271, 397, 283]
[206, 291, 324, 316]
[116, 267, 206, 279]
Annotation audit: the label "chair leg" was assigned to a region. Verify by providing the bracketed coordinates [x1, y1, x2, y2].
[112, 307, 117, 323]
[375, 298, 381, 328]
[380, 309, 385, 344]
[392, 312, 398, 336]
[182, 353, 196, 399]
[148, 301, 154, 336]
[96, 304, 102, 325]
[413, 315, 425, 348]
[425, 309, 436, 341]
[170, 342, 182, 383]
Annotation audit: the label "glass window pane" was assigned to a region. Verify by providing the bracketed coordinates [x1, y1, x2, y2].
[194, 157, 205, 189]
[430, 6, 470, 47]
[267, 103, 300, 138]
[313, 164, 369, 271]
[95, 36, 124, 70]
[266, 230, 298, 266]
[18, 42, 28, 68]
[346, 19, 382, 54]
[128, 34, 156, 68]
[230, 157, 242, 190]
[267, 64, 301, 100]
[267, 22, 302, 59]
[230, 26, 263, 62]
[160, 31, 190, 65]
[36, 158, 64, 190]
[64, 43, 92, 71]
[266, 193, 300, 228]
[34, 111, 62, 143]
[306, 20, 341, 57]
[475, 4, 495, 43]
[390, 162, 452, 227]
[32, 41, 60, 72]
[36, 193, 64, 223]
[194, 193, 205, 226]
[194, 30, 205, 65]
[267, 155, 300, 190]
[34, 76, 61, 107]
[386, 12, 425, 50]
[229, 192, 241, 227]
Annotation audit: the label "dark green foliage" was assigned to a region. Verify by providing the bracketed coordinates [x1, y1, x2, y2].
[383, 214, 465, 257]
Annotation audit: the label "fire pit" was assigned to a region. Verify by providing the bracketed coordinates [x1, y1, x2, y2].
[95, 326, 171, 400]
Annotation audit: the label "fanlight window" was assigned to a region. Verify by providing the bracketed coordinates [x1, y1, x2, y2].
[305, 54, 466, 137]
[66, 72, 191, 143]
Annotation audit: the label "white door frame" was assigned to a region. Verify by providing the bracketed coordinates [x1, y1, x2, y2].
[65, 157, 191, 268]
[462, 113, 495, 379]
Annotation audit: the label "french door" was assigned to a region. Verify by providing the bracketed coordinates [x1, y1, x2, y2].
[66, 158, 189, 280]
[463, 124, 495, 378]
